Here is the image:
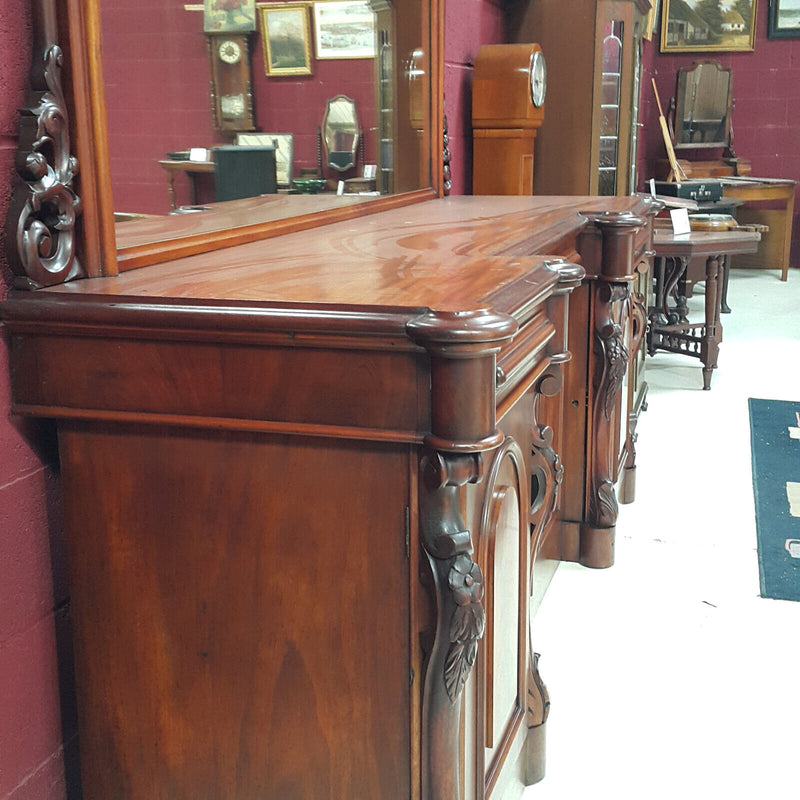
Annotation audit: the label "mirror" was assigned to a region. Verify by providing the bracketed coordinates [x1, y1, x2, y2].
[19, 0, 441, 278]
[322, 95, 360, 172]
[671, 60, 733, 150]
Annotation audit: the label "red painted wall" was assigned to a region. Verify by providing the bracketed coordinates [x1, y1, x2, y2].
[0, 4, 78, 799]
[101, 0, 376, 214]
[639, 2, 800, 264]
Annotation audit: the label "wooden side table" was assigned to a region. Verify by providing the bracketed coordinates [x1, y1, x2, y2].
[648, 228, 761, 389]
[158, 159, 215, 210]
[717, 178, 796, 281]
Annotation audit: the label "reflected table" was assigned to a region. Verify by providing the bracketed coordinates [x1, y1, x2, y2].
[158, 158, 215, 210]
[648, 228, 761, 390]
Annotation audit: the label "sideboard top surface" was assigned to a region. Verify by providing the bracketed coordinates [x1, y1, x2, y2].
[33, 196, 645, 313]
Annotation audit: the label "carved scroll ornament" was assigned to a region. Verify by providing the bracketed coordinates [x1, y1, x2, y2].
[11, 34, 83, 289]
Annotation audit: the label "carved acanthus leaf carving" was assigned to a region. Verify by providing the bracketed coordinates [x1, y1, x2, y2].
[444, 553, 485, 700]
[13, 43, 84, 289]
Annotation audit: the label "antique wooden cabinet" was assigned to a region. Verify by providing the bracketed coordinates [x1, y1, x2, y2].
[550, 198, 656, 568]
[508, 0, 652, 196]
[3, 195, 654, 800]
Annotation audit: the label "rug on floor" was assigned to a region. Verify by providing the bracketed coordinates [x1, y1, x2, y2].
[748, 398, 800, 602]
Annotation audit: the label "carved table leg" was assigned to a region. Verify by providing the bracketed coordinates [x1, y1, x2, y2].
[700, 254, 722, 390]
[720, 254, 731, 313]
[166, 172, 177, 211]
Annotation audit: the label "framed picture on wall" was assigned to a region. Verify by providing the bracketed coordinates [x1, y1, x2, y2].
[204, 0, 257, 33]
[660, 0, 757, 53]
[259, 3, 313, 76]
[644, 0, 662, 40]
[236, 132, 295, 186]
[313, 1, 376, 59]
[768, 0, 800, 37]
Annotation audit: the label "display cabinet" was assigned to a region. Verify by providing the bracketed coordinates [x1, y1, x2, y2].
[508, 0, 651, 196]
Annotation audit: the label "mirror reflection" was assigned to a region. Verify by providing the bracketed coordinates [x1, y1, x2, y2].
[672, 60, 732, 149]
[99, 0, 432, 249]
[322, 95, 360, 172]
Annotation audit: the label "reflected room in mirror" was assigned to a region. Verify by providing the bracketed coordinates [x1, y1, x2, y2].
[671, 60, 732, 149]
[85, 0, 436, 271]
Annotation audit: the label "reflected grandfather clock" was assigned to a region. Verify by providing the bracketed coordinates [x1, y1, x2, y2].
[207, 32, 257, 133]
[472, 43, 546, 195]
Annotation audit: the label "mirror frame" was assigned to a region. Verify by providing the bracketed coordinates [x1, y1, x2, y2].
[670, 59, 733, 152]
[10, 0, 444, 285]
[322, 95, 360, 173]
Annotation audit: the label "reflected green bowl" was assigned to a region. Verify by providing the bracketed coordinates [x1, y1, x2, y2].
[292, 178, 327, 194]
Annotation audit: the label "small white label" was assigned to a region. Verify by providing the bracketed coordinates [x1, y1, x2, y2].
[337, 180, 345, 195]
[189, 147, 209, 162]
[670, 207, 691, 235]
[786, 482, 800, 518]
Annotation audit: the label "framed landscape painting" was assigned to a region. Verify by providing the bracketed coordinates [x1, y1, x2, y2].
[259, 3, 313, 76]
[768, 0, 800, 37]
[661, 0, 757, 52]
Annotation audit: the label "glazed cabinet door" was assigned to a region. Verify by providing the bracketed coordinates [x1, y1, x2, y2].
[60, 423, 417, 800]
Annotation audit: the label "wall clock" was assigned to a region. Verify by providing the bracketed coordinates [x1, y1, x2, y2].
[471, 43, 546, 195]
[207, 32, 256, 133]
[218, 38, 243, 65]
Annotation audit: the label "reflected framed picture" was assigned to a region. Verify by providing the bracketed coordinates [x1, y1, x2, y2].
[204, 0, 257, 33]
[259, 3, 313, 76]
[660, 0, 757, 53]
[313, 1, 376, 59]
[236, 132, 295, 186]
[768, 0, 800, 37]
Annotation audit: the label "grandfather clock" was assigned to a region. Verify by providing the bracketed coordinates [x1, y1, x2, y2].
[472, 43, 546, 195]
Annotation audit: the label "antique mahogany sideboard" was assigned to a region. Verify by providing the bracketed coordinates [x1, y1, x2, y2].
[3, 195, 655, 800]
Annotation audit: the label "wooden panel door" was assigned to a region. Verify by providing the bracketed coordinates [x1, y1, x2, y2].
[60, 422, 415, 800]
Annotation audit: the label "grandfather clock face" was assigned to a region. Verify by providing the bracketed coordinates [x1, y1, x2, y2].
[207, 33, 256, 133]
[530, 50, 546, 108]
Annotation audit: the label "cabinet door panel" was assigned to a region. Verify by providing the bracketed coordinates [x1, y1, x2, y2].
[60, 424, 412, 800]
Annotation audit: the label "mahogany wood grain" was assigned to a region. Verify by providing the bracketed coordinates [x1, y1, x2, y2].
[60, 424, 414, 800]
[2, 195, 658, 800]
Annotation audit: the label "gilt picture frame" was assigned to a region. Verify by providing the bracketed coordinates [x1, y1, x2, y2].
[259, 3, 313, 76]
[660, 0, 757, 53]
[204, 0, 257, 33]
[768, 0, 800, 37]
